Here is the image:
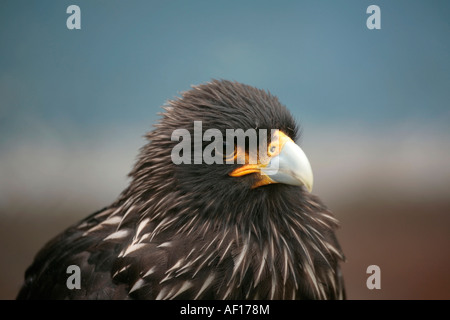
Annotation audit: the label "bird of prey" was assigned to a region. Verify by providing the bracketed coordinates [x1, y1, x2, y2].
[17, 80, 345, 300]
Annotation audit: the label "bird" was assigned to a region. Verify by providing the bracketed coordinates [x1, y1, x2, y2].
[17, 79, 345, 300]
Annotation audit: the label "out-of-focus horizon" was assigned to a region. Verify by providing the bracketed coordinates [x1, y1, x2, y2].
[1, 0, 449, 299]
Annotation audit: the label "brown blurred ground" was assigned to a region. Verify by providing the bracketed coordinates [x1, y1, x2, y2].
[337, 200, 450, 300]
[1, 199, 449, 300]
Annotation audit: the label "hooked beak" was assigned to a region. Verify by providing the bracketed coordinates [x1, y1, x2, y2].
[229, 131, 314, 192]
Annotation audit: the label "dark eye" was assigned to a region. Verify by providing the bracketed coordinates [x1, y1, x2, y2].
[269, 145, 277, 154]
[213, 139, 235, 160]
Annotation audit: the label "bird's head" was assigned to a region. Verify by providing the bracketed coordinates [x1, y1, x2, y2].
[124, 80, 315, 223]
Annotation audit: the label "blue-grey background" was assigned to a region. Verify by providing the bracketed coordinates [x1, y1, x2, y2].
[1, 0, 449, 299]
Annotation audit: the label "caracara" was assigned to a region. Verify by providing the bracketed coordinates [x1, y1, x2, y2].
[17, 80, 345, 300]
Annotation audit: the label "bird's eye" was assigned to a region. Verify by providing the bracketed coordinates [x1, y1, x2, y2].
[219, 140, 236, 162]
[269, 145, 277, 154]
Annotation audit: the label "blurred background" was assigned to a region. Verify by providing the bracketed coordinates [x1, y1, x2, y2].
[1, 0, 449, 299]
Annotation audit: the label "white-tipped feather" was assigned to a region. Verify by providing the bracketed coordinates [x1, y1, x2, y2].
[122, 243, 147, 257]
[194, 274, 215, 299]
[171, 281, 194, 299]
[143, 266, 156, 278]
[103, 229, 130, 241]
[129, 278, 145, 293]
[112, 264, 131, 279]
[157, 241, 173, 248]
[135, 218, 150, 239]
[103, 216, 122, 225]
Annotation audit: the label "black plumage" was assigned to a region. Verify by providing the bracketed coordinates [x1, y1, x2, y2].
[17, 80, 345, 300]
